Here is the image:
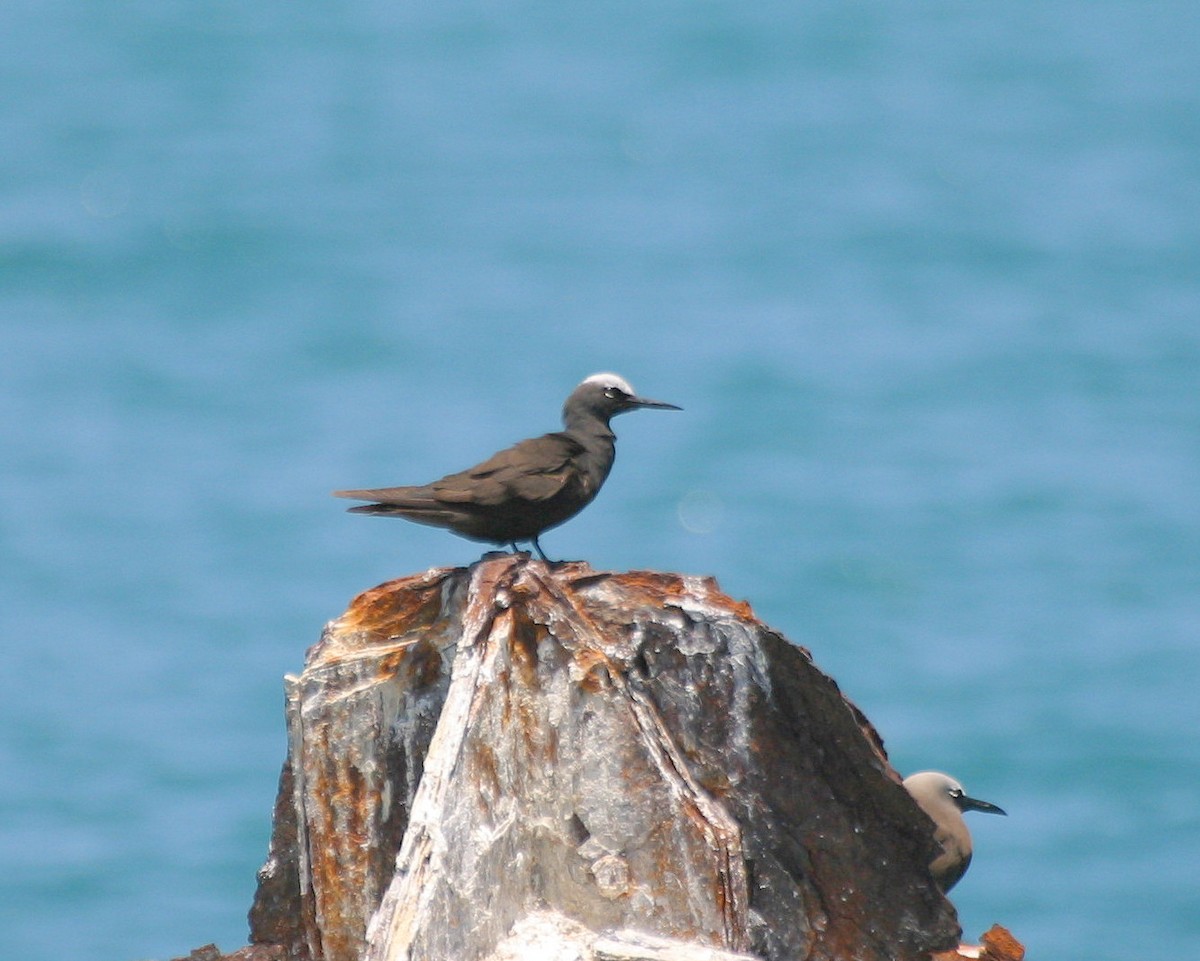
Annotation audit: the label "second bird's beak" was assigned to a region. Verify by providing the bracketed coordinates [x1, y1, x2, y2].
[627, 395, 682, 411]
[959, 795, 1007, 816]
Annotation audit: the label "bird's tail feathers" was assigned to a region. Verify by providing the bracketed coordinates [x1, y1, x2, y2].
[334, 487, 458, 523]
[333, 486, 433, 505]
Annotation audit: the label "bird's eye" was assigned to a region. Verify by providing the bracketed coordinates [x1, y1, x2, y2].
[604, 386, 621, 398]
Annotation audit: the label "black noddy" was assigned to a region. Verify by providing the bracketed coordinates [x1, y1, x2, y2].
[903, 771, 1007, 892]
[333, 372, 681, 561]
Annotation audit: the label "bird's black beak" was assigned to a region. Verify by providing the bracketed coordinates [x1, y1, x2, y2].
[959, 794, 1007, 816]
[626, 395, 682, 411]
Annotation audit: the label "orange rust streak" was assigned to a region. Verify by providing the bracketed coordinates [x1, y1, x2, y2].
[308, 753, 377, 961]
[507, 610, 543, 686]
[470, 741, 502, 802]
[567, 567, 759, 622]
[341, 568, 459, 639]
[981, 925, 1026, 961]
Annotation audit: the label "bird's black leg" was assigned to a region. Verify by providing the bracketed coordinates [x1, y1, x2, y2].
[508, 541, 521, 554]
[531, 536, 553, 563]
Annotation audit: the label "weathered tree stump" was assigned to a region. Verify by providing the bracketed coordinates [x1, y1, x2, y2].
[248, 556, 960, 961]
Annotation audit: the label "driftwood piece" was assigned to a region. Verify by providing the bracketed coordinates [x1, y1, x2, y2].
[249, 556, 959, 960]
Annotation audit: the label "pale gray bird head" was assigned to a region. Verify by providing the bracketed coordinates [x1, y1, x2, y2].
[563, 372, 681, 428]
[903, 770, 1006, 892]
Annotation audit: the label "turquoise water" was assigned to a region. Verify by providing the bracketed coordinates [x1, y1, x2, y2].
[3, 3, 1198, 958]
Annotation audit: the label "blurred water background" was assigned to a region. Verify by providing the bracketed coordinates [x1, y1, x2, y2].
[2, 2, 1198, 958]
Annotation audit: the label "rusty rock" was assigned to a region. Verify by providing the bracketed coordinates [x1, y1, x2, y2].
[485, 909, 763, 960]
[930, 924, 1026, 961]
[980, 924, 1026, 961]
[169, 945, 285, 961]
[251, 557, 960, 961]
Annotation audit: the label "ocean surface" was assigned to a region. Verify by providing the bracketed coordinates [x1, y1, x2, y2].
[2, 2, 1198, 958]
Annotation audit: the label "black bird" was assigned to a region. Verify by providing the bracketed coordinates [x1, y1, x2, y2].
[334, 372, 681, 560]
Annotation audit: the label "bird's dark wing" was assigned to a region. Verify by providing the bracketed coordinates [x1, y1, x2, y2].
[333, 432, 584, 509]
[429, 432, 582, 507]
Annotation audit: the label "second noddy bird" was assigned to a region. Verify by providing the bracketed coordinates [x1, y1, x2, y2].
[334, 372, 681, 561]
[903, 771, 1007, 892]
